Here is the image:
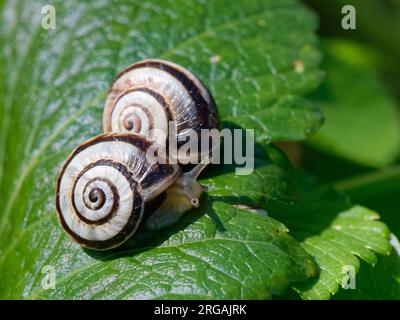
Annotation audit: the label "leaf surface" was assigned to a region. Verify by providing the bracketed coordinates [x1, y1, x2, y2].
[269, 180, 392, 299]
[333, 234, 400, 300]
[0, 0, 322, 299]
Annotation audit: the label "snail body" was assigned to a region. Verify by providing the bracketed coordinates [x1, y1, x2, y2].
[103, 59, 219, 162]
[55, 133, 207, 250]
[56, 60, 218, 250]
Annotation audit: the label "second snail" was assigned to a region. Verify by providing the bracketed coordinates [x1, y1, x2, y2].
[55, 59, 220, 250]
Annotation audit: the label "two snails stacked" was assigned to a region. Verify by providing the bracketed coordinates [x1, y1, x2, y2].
[56, 60, 219, 250]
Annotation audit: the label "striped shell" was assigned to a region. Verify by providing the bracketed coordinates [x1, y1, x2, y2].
[103, 59, 219, 162]
[55, 133, 180, 250]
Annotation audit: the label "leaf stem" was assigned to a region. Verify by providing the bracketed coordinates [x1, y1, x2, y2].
[334, 165, 400, 199]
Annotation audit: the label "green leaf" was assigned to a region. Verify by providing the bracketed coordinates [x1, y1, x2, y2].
[335, 165, 400, 236]
[333, 234, 400, 300]
[203, 144, 298, 204]
[1, 201, 318, 299]
[308, 40, 400, 167]
[224, 96, 322, 142]
[268, 179, 392, 300]
[0, 0, 322, 299]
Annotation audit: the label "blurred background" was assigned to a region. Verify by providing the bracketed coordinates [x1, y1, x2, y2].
[277, 0, 400, 236]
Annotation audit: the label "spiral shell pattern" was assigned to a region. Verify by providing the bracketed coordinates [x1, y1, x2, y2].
[55, 133, 180, 250]
[103, 59, 219, 161]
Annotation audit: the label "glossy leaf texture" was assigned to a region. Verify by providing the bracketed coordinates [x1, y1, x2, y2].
[2, 202, 317, 299]
[269, 180, 392, 300]
[0, 0, 323, 299]
[333, 234, 400, 300]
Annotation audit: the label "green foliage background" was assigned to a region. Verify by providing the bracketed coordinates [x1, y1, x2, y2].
[0, 0, 399, 299]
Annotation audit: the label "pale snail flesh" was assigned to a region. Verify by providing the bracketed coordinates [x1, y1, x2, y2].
[103, 59, 219, 162]
[55, 133, 207, 250]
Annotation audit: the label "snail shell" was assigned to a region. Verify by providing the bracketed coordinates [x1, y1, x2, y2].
[55, 133, 180, 250]
[103, 59, 219, 162]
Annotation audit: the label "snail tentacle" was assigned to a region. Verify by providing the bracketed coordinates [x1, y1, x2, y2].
[144, 160, 209, 230]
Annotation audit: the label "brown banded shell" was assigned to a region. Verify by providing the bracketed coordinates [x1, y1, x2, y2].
[103, 59, 219, 163]
[55, 133, 180, 250]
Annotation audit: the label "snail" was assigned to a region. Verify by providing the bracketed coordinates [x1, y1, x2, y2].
[102, 59, 219, 163]
[55, 132, 209, 250]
